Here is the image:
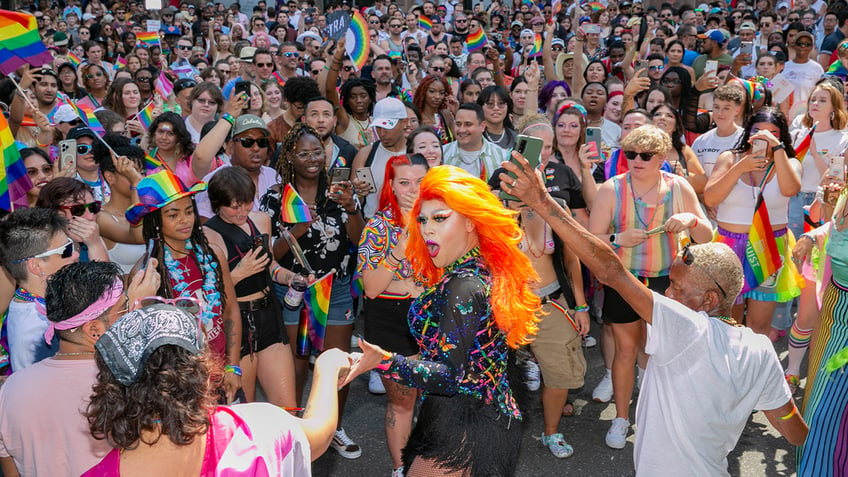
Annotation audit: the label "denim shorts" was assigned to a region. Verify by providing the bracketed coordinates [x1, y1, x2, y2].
[275, 274, 354, 326]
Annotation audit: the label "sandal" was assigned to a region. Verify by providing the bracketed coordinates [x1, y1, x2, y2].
[562, 400, 575, 417]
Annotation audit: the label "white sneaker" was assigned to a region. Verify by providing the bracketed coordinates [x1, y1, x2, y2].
[592, 371, 613, 402]
[391, 466, 405, 477]
[605, 417, 630, 449]
[330, 427, 362, 459]
[582, 335, 597, 348]
[524, 359, 541, 391]
[368, 370, 386, 395]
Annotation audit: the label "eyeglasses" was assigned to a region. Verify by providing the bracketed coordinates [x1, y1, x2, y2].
[85, 72, 104, 79]
[12, 238, 75, 263]
[178, 45, 192, 50]
[255, 62, 274, 67]
[681, 244, 727, 298]
[282, 51, 300, 58]
[623, 150, 656, 161]
[194, 97, 217, 105]
[236, 137, 270, 148]
[60, 200, 102, 216]
[649, 65, 665, 72]
[76, 144, 93, 155]
[661, 77, 681, 85]
[295, 150, 325, 160]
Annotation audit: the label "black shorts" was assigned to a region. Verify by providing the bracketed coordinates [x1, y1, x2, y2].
[602, 275, 670, 324]
[240, 305, 287, 358]
[364, 296, 419, 357]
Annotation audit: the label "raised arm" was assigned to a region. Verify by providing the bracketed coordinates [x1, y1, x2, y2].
[542, 22, 556, 82]
[323, 38, 350, 133]
[193, 95, 247, 176]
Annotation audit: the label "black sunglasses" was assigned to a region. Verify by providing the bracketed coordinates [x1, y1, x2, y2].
[623, 150, 656, 161]
[178, 45, 193, 50]
[136, 76, 152, 82]
[62, 118, 81, 126]
[681, 244, 727, 298]
[61, 200, 102, 217]
[343, 65, 354, 71]
[236, 137, 270, 148]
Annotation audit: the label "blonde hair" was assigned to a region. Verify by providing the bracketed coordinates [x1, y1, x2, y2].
[682, 243, 745, 311]
[803, 83, 848, 130]
[517, 113, 553, 135]
[620, 124, 672, 156]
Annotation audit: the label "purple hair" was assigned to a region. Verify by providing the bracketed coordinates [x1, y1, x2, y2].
[539, 80, 572, 113]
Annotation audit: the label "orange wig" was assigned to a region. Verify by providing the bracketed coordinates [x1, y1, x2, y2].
[405, 165, 540, 348]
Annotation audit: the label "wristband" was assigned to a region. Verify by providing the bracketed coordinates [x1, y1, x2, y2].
[772, 143, 785, 152]
[574, 304, 590, 312]
[221, 112, 235, 126]
[224, 365, 242, 376]
[778, 406, 797, 421]
[376, 351, 395, 371]
[692, 217, 699, 229]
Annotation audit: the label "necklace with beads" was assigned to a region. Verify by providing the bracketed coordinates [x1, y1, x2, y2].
[163, 240, 220, 330]
[54, 351, 96, 357]
[713, 315, 743, 327]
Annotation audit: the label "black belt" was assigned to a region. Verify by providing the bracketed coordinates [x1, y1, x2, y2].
[539, 287, 562, 304]
[238, 295, 271, 312]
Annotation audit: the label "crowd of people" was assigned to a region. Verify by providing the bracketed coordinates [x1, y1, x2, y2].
[5, 0, 848, 474]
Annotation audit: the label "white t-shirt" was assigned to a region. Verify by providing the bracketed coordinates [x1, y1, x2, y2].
[691, 126, 744, 177]
[195, 160, 280, 219]
[792, 127, 848, 192]
[635, 293, 791, 477]
[601, 118, 621, 149]
[781, 60, 825, 114]
[7, 300, 57, 372]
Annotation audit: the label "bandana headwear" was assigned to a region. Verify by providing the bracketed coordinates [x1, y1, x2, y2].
[555, 101, 588, 122]
[44, 278, 124, 345]
[95, 303, 202, 386]
[732, 76, 763, 102]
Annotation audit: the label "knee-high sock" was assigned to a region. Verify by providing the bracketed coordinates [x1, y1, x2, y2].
[786, 322, 813, 377]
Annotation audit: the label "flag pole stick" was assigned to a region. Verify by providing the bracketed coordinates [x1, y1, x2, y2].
[9, 76, 40, 113]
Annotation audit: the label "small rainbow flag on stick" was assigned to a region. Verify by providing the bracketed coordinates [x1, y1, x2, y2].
[114, 55, 127, 72]
[135, 31, 160, 49]
[0, 112, 33, 212]
[745, 162, 782, 288]
[281, 183, 313, 223]
[136, 100, 156, 129]
[466, 28, 487, 52]
[155, 71, 174, 98]
[67, 100, 105, 135]
[144, 152, 165, 172]
[585, 2, 605, 11]
[418, 15, 432, 31]
[527, 33, 543, 57]
[794, 125, 815, 162]
[552, 0, 562, 16]
[67, 52, 82, 68]
[0, 10, 54, 75]
[304, 270, 334, 351]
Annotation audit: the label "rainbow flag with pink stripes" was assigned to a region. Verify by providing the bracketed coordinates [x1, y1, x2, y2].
[305, 271, 333, 351]
[135, 31, 160, 49]
[137, 100, 156, 129]
[466, 28, 487, 52]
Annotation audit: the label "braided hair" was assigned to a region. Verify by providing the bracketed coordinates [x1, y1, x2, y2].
[275, 123, 330, 208]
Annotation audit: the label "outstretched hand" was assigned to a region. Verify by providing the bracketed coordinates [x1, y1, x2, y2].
[340, 337, 390, 388]
[498, 151, 549, 208]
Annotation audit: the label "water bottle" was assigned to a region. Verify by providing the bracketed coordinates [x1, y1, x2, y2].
[284, 274, 308, 309]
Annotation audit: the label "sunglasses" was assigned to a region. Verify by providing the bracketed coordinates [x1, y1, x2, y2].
[62, 118, 81, 126]
[236, 137, 270, 148]
[61, 200, 102, 216]
[12, 238, 74, 263]
[343, 65, 354, 71]
[431, 66, 445, 72]
[136, 76, 152, 82]
[552, 45, 564, 51]
[649, 65, 665, 72]
[255, 62, 274, 68]
[681, 244, 727, 298]
[85, 72, 104, 79]
[283, 51, 300, 58]
[623, 150, 656, 161]
[178, 45, 192, 50]
[134, 296, 205, 345]
[76, 144, 93, 155]
[796, 42, 812, 47]
[311, 69, 320, 75]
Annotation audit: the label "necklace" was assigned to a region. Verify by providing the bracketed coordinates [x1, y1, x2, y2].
[444, 247, 481, 274]
[163, 240, 221, 330]
[15, 287, 44, 304]
[352, 116, 371, 147]
[713, 315, 743, 327]
[485, 128, 505, 144]
[54, 351, 96, 357]
[628, 173, 663, 228]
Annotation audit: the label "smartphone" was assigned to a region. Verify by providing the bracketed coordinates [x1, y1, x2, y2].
[585, 127, 603, 160]
[829, 153, 845, 179]
[634, 60, 648, 77]
[584, 23, 601, 35]
[59, 139, 76, 171]
[253, 233, 269, 252]
[331, 167, 351, 183]
[751, 138, 768, 159]
[704, 60, 718, 77]
[500, 135, 543, 202]
[140, 238, 156, 272]
[234, 80, 251, 109]
[740, 41, 753, 56]
[355, 167, 377, 193]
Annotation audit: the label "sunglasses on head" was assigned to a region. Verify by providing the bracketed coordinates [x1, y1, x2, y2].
[134, 296, 206, 345]
[623, 150, 656, 161]
[681, 244, 727, 298]
[12, 238, 74, 263]
[236, 137, 270, 148]
[60, 200, 101, 217]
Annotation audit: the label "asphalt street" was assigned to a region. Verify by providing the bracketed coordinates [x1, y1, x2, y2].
[308, 317, 801, 477]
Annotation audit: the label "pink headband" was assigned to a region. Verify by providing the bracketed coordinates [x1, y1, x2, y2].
[44, 278, 124, 345]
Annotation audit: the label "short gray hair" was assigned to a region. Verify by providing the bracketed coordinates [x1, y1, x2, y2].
[682, 242, 744, 310]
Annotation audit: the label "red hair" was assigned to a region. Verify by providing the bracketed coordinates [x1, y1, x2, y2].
[405, 165, 540, 348]
[413, 75, 452, 114]
[377, 155, 412, 228]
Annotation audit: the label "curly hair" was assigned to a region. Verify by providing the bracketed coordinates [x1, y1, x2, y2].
[377, 154, 429, 228]
[340, 78, 376, 117]
[86, 345, 221, 450]
[148, 111, 196, 159]
[275, 122, 329, 203]
[620, 124, 672, 157]
[413, 75, 452, 114]
[406, 165, 540, 348]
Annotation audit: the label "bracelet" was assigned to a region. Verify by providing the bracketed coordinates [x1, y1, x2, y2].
[323, 64, 330, 70]
[772, 143, 786, 152]
[778, 406, 797, 421]
[574, 304, 590, 312]
[801, 233, 817, 245]
[389, 252, 402, 263]
[221, 112, 235, 126]
[223, 365, 242, 376]
[376, 351, 395, 371]
[692, 217, 699, 229]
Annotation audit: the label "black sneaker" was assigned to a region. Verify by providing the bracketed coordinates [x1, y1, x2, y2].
[330, 427, 362, 459]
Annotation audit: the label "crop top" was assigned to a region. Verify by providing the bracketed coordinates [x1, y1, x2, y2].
[714, 159, 800, 226]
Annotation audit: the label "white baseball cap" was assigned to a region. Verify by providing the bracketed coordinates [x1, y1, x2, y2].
[372, 98, 407, 130]
[54, 104, 78, 124]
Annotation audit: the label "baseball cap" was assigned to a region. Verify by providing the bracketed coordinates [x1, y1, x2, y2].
[82, 13, 95, 21]
[698, 29, 726, 45]
[796, 31, 815, 43]
[54, 105, 78, 124]
[163, 5, 178, 14]
[530, 16, 544, 25]
[162, 25, 181, 36]
[511, 20, 522, 28]
[696, 3, 709, 11]
[776, 1, 789, 9]
[239, 46, 257, 61]
[231, 114, 270, 137]
[67, 125, 96, 141]
[739, 22, 756, 31]
[552, 38, 565, 48]
[372, 98, 407, 130]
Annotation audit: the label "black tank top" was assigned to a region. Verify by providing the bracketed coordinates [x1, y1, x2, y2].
[205, 216, 267, 297]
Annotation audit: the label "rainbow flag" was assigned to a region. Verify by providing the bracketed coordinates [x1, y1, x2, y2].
[347, 10, 370, 71]
[135, 31, 160, 49]
[466, 28, 487, 52]
[418, 15, 432, 31]
[137, 100, 156, 129]
[304, 271, 333, 351]
[794, 125, 815, 162]
[350, 272, 364, 298]
[527, 34, 543, 57]
[0, 113, 33, 212]
[552, 0, 562, 15]
[745, 163, 782, 288]
[155, 71, 174, 98]
[144, 152, 165, 172]
[280, 183, 313, 223]
[67, 52, 82, 68]
[585, 2, 605, 11]
[271, 71, 286, 87]
[0, 10, 54, 75]
[67, 100, 104, 135]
